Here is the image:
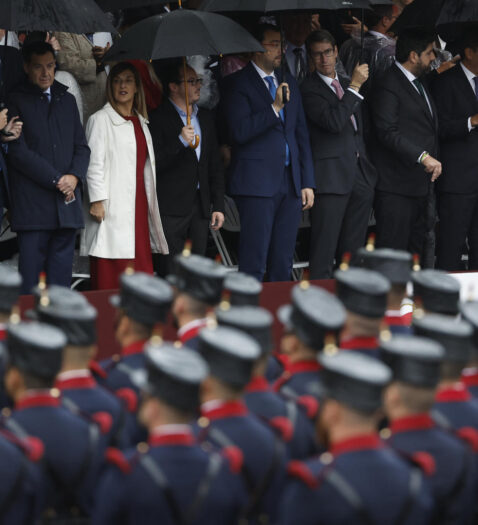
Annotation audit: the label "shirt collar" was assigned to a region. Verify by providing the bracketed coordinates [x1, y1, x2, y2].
[460, 62, 476, 83]
[169, 98, 198, 119]
[286, 41, 306, 55]
[330, 433, 383, 457]
[390, 413, 435, 434]
[395, 61, 418, 83]
[121, 339, 147, 357]
[15, 389, 61, 410]
[177, 318, 209, 341]
[436, 382, 472, 403]
[200, 399, 248, 420]
[56, 369, 92, 381]
[43, 87, 51, 96]
[251, 60, 276, 82]
[149, 425, 195, 447]
[317, 71, 338, 87]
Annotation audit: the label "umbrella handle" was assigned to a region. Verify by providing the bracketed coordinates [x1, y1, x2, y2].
[183, 57, 200, 150]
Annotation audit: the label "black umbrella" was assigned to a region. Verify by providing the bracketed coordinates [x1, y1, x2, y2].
[104, 7, 263, 148]
[436, 0, 478, 37]
[0, 0, 116, 33]
[200, 0, 370, 13]
[390, 0, 446, 33]
[95, 0, 174, 11]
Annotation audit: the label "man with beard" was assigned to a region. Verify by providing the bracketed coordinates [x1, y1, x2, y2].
[371, 29, 440, 257]
[278, 351, 434, 524]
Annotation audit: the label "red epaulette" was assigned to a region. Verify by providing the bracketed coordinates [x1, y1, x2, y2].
[105, 447, 132, 474]
[410, 451, 436, 477]
[22, 436, 45, 463]
[287, 460, 318, 489]
[91, 411, 113, 435]
[89, 360, 108, 379]
[456, 427, 478, 452]
[269, 416, 293, 443]
[221, 445, 244, 474]
[0, 429, 44, 463]
[115, 388, 138, 413]
[297, 395, 320, 420]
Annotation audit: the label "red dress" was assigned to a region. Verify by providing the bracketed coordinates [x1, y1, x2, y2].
[90, 116, 153, 290]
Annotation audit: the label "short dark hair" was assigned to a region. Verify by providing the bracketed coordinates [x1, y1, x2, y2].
[395, 28, 436, 64]
[305, 30, 336, 55]
[158, 59, 185, 98]
[251, 23, 280, 44]
[22, 41, 55, 64]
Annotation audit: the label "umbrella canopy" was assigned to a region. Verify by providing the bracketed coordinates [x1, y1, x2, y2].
[103, 9, 264, 62]
[199, 0, 370, 12]
[390, 0, 446, 32]
[95, 0, 173, 11]
[0, 0, 117, 33]
[436, 0, 478, 31]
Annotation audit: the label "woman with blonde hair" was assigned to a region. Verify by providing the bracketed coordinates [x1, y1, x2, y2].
[81, 62, 168, 289]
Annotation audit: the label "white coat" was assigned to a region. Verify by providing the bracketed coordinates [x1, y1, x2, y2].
[80, 103, 168, 259]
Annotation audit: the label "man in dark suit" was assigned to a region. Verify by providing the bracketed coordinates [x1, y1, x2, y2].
[7, 41, 90, 294]
[371, 29, 441, 257]
[301, 30, 376, 279]
[224, 23, 315, 282]
[149, 61, 225, 277]
[431, 30, 478, 271]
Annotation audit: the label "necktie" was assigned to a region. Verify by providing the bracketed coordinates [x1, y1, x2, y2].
[265, 76, 290, 166]
[44, 92, 51, 103]
[413, 78, 426, 99]
[293, 47, 306, 84]
[474, 77, 478, 101]
[331, 78, 357, 131]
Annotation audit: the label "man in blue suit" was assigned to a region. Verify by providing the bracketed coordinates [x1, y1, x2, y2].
[224, 23, 315, 282]
[6, 41, 90, 294]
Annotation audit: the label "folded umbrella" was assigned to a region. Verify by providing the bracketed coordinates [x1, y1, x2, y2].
[0, 0, 116, 33]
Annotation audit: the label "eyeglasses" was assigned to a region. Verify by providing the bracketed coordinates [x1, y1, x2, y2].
[310, 48, 335, 59]
[178, 78, 203, 86]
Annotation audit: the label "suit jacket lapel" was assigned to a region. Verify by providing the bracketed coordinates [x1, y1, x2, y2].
[455, 63, 478, 112]
[247, 62, 276, 107]
[393, 64, 434, 124]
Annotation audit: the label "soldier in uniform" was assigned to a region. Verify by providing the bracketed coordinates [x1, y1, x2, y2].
[3, 321, 106, 521]
[223, 271, 263, 307]
[195, 325, 287, 524]
[460, 301, 478, 397]
[0, 264, 22, 408]
[381, 335, 477, 524]
[358, 247, 414, 334]
[95, 270, 173, 447]
[167, 251, 226, 350]
[215, 303, 318, 459]
[413, 314, 478, 433]
[412, 269, 461, 317]
[274, 283, 345, 414]
[93, 341, 247, 525]
[279, 351, 434, 525]
[32, 286, 125, 447]
[335, 266, 390, 358]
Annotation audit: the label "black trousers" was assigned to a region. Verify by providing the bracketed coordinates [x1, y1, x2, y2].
[436, 191, 478, 271]
[309, 167, 374, 279]
[155, 193, 209, 277]
[375, 190, 428, 256]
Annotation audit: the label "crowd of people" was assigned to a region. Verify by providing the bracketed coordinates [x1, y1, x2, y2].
[0, 241, 478, 523]
[0, 0, 476, 293]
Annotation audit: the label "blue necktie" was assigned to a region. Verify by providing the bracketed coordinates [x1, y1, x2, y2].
[265, 76, 290, 167]
[474, 77, 478, 101]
